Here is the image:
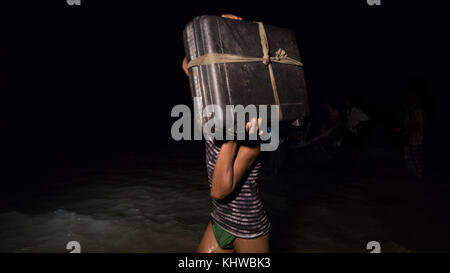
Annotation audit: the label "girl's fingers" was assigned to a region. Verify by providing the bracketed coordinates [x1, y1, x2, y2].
[257, 118, 264, 136]
[246, 118, 263, 136]
[250, 118, 256, 135]
[221, 14, 243, 20]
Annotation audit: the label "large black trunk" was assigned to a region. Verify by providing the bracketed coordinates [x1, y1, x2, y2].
[183, 15, 308, 132]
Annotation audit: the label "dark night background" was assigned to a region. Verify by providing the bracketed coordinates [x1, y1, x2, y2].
[0, 0, 449, 252]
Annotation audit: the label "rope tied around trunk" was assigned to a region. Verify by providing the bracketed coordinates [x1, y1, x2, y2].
[187, 22, 304, 120]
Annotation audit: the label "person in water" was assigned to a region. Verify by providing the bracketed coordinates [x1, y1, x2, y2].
[182, 14, 271, 253]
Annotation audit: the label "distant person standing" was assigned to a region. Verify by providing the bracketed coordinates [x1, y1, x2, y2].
[403, 94, 425, 181]
[345, 99, 369, 137]
[344, 98, 369, 164]
[319, 101, 341, 133]
[320, 101, 344, 157]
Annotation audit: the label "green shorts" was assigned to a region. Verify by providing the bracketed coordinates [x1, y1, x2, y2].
[212, 220, 236, 250]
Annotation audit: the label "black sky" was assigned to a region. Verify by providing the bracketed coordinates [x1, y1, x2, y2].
[1, 1, 448, 181]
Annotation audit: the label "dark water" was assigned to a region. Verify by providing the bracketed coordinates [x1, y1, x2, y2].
[0, 142, 449, 253]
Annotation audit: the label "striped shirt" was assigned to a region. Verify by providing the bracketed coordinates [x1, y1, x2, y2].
[205, 140, 271, 239]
